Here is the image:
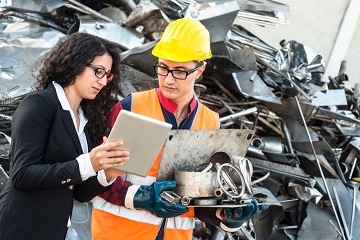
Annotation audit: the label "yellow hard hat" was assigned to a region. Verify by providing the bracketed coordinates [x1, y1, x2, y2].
[152, 18, 212, 62]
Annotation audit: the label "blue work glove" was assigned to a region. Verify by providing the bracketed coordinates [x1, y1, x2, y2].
[216, 199, 268, 232]
[124, 180, 188, 218]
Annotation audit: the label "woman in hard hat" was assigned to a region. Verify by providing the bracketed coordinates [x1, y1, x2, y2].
[91, 18, 266, 240]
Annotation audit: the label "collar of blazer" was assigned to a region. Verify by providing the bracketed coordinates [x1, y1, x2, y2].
[46, 85, 87, 155]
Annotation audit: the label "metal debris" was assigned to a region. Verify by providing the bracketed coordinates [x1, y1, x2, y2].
[1, 1, 360, 239]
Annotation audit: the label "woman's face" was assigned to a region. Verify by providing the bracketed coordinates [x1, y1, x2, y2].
[70, 52, 113, 100]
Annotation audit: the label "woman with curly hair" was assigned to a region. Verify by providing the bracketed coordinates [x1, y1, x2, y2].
[0, 32, 129, 240]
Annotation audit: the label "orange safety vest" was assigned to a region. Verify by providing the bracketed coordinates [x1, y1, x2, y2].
[92, 89, 220, 240]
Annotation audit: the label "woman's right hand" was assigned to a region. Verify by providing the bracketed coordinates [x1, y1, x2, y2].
[89, 136, 130, 172]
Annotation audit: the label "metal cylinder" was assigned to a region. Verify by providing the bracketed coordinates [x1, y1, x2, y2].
[181, 196, 192, 206]
[174, 171, 218, 198]
[239, 198, 253, 205]
[213, 187, 223, 197]
[251, 136, 284, 153]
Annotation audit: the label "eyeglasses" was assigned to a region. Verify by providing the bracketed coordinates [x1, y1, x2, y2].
[153, 62, 201, 80]
[87, 63, 113, 83]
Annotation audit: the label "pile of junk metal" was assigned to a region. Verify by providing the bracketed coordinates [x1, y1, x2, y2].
[1, 1, 360, 240]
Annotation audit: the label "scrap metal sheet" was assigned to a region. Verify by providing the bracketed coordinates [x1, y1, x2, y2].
[316, 178, 360, 239]
[0, 0, 65, 13]
[185, 1, 240, 43]
[298, 201, 342, 240]
[157, 129, 254, 181]
[78, 18, 145, 50]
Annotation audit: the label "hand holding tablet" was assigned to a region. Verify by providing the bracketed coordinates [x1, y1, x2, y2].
[107, 110, 172, 177]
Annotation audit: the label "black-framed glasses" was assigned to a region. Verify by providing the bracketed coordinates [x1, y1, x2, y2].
[153, 62, 201, 80]
[87, 63, 113, 82]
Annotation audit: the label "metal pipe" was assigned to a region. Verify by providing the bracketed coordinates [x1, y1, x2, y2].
[235, 17, 278, 28]
[64, 0, 114, 22]
[329, 219, 343, 238]
[332, 187, 351, 240]
[64, 3, 91, 14]
[258, 112, 282, 120]
[350, 187, 356, 238]
[220, 107, 258, 123]
[236, 11, 289, 24]
[282, 120, 294, 154]
[180, 196, 192, 206]
[216, 97, 236, 114]
[288, 72, 345, 239]
[212, 96, 249, 127]
[274, 225, 298, 230]
[227, 37, 275, 55]
[348, 158, 357, 180]
[251, 171, 270, 185]
[252, 109, 260, 131]
[0, 11, 67, 33]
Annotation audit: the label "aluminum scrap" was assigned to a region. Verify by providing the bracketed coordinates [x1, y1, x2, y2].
[1, 1, 360, 240]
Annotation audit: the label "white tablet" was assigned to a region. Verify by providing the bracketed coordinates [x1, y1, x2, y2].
[107, 110, 172, 177]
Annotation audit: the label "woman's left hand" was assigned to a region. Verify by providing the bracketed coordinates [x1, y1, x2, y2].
[105, 168, 127, 180]
[89, 136, 130, 172]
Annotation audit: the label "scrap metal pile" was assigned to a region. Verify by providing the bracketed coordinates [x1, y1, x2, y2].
[1, 1, 360, 240]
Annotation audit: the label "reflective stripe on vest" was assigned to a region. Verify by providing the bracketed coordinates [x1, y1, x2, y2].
[92, 196, 194, 229]
[92, 89, 220, 240]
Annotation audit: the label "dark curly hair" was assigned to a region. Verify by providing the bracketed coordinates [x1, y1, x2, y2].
[35, 32, 122, 145]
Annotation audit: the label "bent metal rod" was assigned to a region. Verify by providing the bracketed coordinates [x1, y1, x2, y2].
[287, 73, 346, 240]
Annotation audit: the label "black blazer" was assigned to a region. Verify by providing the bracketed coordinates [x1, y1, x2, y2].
[0, 86, 109, 240]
